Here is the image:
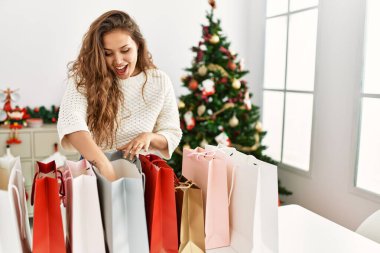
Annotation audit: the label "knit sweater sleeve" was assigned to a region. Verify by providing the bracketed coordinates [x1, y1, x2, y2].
[153, 72, 183, 159]
[57, 79, 90, 151]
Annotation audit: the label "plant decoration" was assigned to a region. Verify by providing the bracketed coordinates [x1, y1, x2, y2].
[26, 105, 59, 124]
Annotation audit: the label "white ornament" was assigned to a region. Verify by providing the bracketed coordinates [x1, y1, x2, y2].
[215, 132, 231, 146]
[209, 34, 220, 44]
[222, 97, 229, 102]
[232, 79, 241, 89]
[208, 97, 213, 102]
[218, 125, 224, 131]
[202, 79, 215, 97]
[184, 111, 195, 130]
[244, 91, 252, 110]
[197, 105, 206, 116]
[207, 109, 213, 115]
[229, 115, 239, 127]
[200, 44, 207, 51]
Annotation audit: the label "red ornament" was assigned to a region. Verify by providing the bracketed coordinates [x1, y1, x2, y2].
[51, 117, 57, 123]
[228, 61, 237, 71]
[34, 107, 39, 113]
[188, 79, 199, 91]
[219, 46, 230, 57]
[196, 50, 204, 62]
[219, 77, 228, 84]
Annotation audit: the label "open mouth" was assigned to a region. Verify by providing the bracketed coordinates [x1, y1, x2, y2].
[114, 64, 128, 76]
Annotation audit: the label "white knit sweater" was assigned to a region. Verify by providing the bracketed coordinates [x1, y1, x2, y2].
[57, 69, 182, 159]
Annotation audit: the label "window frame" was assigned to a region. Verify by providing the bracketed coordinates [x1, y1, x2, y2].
[263, 1, 319, 174]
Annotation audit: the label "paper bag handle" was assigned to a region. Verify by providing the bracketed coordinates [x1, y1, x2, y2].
[10, 170, 26, 239]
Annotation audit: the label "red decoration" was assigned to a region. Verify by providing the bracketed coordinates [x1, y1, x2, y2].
[196, 50, 204, 62]
[219, 77, 228, 84]
[228, 61, 237, 71]
[188, 79, 199, 91]
[1, 88, 18, 112]
[5, 107, 29, 144]
[184, 111, 195, 130]
[219, 46, 231, 58]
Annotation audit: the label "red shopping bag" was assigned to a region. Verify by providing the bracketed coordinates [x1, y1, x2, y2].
[139, 154, 178, 253]
[31, 160, 66, 253]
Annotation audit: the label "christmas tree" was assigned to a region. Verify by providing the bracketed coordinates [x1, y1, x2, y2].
[168, 0, 291, 196]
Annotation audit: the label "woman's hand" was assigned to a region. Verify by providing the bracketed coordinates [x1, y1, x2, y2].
[117, 132, 154, 160]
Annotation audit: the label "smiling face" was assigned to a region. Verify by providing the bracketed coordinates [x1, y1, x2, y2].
[103, 29, 140, 79]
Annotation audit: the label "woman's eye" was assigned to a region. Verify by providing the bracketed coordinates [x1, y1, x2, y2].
[105, 52, 112, 56]
[121, 49, 130, 53]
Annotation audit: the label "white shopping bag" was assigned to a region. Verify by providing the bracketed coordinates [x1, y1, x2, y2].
[63, 160, 105, 253]
[94, 152, 149, 253]
[0, 157, 32, 253]
[205, 145, 278, 253]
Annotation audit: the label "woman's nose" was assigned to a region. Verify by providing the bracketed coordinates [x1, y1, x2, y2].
[114, 54, 123, 65]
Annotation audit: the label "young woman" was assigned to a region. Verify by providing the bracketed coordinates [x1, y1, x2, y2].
[57, 10, 182, 180]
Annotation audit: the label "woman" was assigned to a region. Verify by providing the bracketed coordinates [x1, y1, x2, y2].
[57, 10, 182, 180]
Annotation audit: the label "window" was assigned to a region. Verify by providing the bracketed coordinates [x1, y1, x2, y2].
[262, 0, 319, 171]
[356, 0, 380, 195]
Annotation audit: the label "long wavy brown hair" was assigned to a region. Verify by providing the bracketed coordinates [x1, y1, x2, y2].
[68, 10, 156, 148]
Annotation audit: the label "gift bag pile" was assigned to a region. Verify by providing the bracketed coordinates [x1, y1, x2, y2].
[0, 145, 278, 253]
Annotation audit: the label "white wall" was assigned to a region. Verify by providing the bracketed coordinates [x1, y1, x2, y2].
[252, 0, 380, 231]
[0, 0, 251, 107]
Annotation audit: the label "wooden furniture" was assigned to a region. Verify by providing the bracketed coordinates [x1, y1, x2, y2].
[0, 124, 79, 216]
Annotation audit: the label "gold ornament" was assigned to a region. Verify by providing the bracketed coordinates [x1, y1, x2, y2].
[200, 138, 208, 148]
[232, 79, 241, 89]
[197, 104, 206, 116]
[207, 64, 229, 77]
[229, 114, 239, 127]
[178, 100, 185, 109]
[198, 65, 208, 76]
[223, 102, 235, 109]
[183, 143, 191, 150]
[255, 121, 263, 132]
[209, 34, 220, 44]
[181, 75, 188, 82]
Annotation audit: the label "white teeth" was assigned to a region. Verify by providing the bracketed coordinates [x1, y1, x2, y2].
[115, 65, 127, 70]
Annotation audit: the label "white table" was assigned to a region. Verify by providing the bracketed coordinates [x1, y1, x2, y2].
[279, 205, 380, 253]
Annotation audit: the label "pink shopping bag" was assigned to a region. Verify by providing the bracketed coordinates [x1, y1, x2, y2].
[182, 147, 230, 249]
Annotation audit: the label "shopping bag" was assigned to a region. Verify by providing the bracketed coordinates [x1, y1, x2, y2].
[0, 147, 16, 190]
[31, 160, 66, 253]
[139, 154, 178, 253]
[94, 151, 149, 253]
[0, 157, 32, 253]
[176, 179, 206, 253]
[63, 159, 105, 253]
[205, 145, 278, 253]
[182, 147, 230, 249]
